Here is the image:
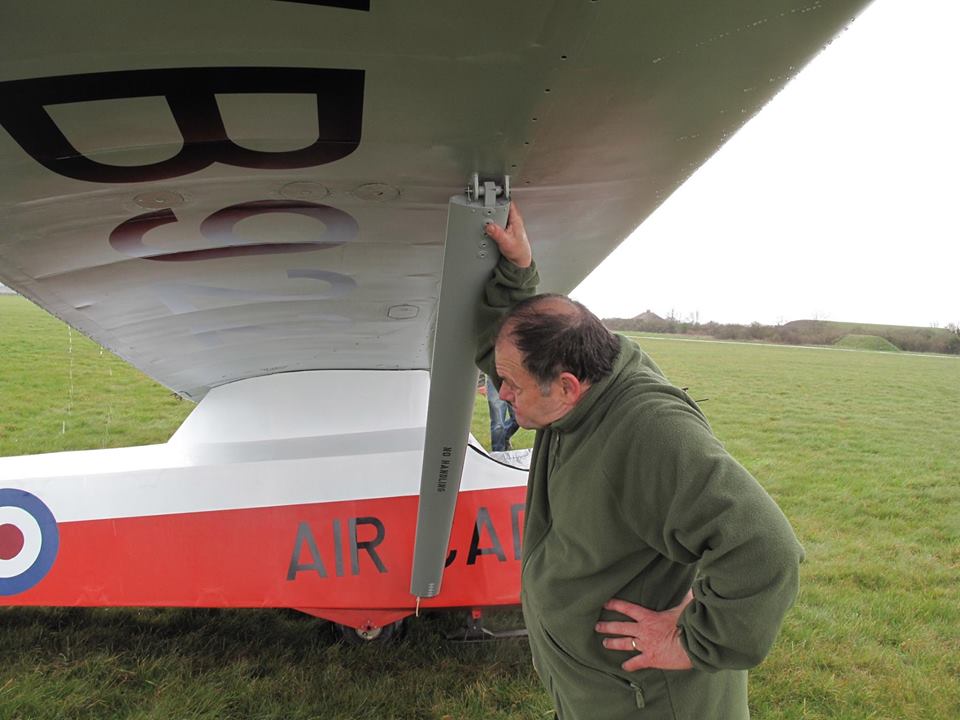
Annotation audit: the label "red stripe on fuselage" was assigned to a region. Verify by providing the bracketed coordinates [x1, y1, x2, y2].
[0, 487, 525, 609]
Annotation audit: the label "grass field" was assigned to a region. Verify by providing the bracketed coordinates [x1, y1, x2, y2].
[0, 297, 192, 457]
[1, 296, 958, 719]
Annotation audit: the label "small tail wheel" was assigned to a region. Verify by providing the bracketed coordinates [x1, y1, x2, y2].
[335, 618, 406, 645]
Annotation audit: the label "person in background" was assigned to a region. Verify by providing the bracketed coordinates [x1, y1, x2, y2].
[486, 374, 519, 451]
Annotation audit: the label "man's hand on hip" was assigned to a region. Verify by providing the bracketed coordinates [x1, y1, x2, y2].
[595, 590, 695, 671]
[484, 202, 532, 268]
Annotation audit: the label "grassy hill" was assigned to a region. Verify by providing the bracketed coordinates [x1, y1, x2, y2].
[781, 319, 957, 353]
[607, 315, 960, 355]
[834, 334, 901, 352]
[782, 319, 948, 335]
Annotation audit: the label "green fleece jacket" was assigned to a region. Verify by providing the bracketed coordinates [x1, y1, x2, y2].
[476, 258, 804, 719]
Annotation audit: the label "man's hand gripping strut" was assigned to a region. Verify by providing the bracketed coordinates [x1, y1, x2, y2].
[483, 202, 532, 269]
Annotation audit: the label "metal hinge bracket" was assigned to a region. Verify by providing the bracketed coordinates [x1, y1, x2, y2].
[466, 173, 511, 208]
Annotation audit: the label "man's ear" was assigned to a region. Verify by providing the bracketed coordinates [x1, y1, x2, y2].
[558, 372, 585, 402]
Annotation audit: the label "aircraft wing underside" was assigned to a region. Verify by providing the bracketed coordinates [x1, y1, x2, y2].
[0, 0, 872, 400]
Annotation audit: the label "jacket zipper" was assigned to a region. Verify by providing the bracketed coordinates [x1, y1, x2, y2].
[548, 432, 562, 475]
[522, 432, 562, 574]
[539, 619, 647, 710]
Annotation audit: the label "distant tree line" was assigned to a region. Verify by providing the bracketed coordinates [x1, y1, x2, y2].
[604, 314, 960, 355]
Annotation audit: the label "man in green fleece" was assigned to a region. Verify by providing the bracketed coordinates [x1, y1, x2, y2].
[476, 203, 804, 719]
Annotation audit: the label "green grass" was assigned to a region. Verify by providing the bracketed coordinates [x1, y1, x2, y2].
[0, 607, 546, 720]
[623, 333, 960, 719]
[834, 334, 900, 352]
[1, 297, 958, 719]
[471, 394, 535, 451]
[0, 297, 192, 456]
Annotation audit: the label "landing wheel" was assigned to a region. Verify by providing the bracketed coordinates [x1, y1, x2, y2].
[335, 618, 405, 645]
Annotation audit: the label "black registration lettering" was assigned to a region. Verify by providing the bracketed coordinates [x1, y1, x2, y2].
[109, 200, 357, 262]
[287, 521, 328, 579]
[467, 506, 507, 564]
[0, 67, 364, 183]
[349, 517, 387, 574]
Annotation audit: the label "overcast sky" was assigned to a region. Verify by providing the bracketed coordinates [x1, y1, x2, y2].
[573, 0, 959, 329]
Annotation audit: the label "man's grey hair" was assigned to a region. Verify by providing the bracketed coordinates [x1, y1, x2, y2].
[497, 294, 621, 394]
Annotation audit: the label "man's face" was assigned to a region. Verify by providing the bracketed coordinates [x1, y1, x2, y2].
[494, 335, 567, 429]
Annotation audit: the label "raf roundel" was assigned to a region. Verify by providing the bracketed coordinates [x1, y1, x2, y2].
[0, 489, 59, 596]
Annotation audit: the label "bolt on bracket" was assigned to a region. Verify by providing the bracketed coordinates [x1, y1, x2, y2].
[466, 173, 511, 208]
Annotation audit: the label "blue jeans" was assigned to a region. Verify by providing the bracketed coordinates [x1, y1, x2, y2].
[486, 376, 519, 451]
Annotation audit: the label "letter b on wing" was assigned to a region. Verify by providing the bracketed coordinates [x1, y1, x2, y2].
[0, 67, 364, 183]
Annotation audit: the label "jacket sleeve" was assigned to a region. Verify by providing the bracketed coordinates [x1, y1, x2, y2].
[474, 257, 539, 380]
[624, 399, 805, 671]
